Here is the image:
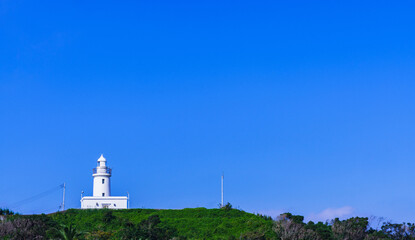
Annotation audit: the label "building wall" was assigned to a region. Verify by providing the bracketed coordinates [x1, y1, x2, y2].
[81, 196, 127, 209]
[93, 175, 111, 197]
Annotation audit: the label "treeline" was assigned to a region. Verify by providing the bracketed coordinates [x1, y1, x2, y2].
[1, 207, 415, 239]
[272, 212, 415, 240]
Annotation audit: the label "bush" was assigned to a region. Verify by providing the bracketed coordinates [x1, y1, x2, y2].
[221, 202, 233, 211]
[0, 208, 15, 216]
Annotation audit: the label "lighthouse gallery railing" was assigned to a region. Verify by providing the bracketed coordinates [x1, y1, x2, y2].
[92, 168, 112, 174]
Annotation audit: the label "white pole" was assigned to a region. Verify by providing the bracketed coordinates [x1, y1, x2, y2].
[62, 183, 66, 211]
[221, 173, 224, 207]
[127, 192, 130, 209]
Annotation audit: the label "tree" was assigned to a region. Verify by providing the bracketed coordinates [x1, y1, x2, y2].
[305, 221, 332, 240]
[0, 218, 47, 239]
[381, 222, 415, 240]
[49, 223, 85, 240]
[220, 202, 233, 211]
[331, 217, 369, 240]
[273, 213, 321, 240]
[0, 208, 15, 216]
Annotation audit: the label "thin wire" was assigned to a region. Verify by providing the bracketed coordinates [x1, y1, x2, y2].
[9, 184, 64, 208]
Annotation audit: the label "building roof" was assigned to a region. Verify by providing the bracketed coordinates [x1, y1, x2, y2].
[98, 154, 106, 162]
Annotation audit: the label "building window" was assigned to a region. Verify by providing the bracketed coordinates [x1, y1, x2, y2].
[102, 179, 105, 184]
[102, 193, 105, 196]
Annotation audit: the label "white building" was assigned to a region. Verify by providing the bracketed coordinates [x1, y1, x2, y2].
[81, 154, 128, 209]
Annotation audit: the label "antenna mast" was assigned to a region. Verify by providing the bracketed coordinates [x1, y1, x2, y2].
[62, 183, 66, 211]
[221, 173, 224, 207]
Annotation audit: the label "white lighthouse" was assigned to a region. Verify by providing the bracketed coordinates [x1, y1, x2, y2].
[93, 154, 111, 197]
[81, 154, 128, 209]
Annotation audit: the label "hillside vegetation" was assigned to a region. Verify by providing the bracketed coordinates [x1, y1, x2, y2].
[51, 207, 275, 239]
[1, 207, 415, 239]
[0, 207, 276, 239]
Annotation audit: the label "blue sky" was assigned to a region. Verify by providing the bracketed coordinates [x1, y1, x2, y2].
[1, 0, 415, 223]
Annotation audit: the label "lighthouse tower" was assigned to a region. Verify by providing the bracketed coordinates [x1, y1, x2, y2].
[81, 154, 128, 209]
[93, 154, 111, 197]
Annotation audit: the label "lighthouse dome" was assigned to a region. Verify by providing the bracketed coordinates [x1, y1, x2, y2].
[98, 154, 106, 162]
[97, 154, 107, 167]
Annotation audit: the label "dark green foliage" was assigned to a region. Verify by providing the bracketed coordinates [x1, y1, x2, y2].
[102, 210, 115, 224]
[88, 229, 112, 240]
[331, 217, 369, 240]
[0, 216, 50, 239]
[221, 202, 233, 211]
[118, 215, 177, 240]
[240, 230, 267, 240]
[366, 229, 390, 240]
[273, 213, 370, 240]
[48, 223, 85, 240]
[273, 213, 319, 240]
[381, 222, 415, 240]
[280, 212, 305, 224]
[305, 221, 332, 240]
[0, 208, 15, 216]
[257, 213, 273, 221]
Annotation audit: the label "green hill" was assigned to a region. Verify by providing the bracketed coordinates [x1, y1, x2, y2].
[50, 208, 275, 239]
[1, 207, 274, 239]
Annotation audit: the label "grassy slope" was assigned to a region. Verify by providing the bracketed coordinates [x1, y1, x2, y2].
[50, 208, 276, 239]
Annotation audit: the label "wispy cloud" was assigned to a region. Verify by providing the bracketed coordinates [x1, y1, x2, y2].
[307, 206, 354, 222]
